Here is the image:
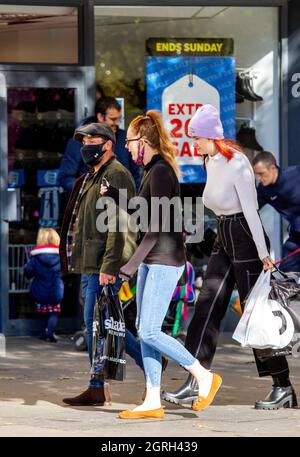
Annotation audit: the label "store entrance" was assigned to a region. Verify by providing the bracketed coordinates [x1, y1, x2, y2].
[0, 68, 87, 336]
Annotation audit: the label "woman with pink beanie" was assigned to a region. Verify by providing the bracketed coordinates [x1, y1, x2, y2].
[162, 104, 296, 411]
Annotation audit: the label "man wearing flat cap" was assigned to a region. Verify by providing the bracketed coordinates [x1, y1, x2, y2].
[60, 122, 136, 406]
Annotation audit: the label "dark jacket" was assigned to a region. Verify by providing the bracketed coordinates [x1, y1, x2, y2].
[257, 166, 300, 233]
[58, 118, 141, 193]
[24, 245, 64, 305]
[59, 157, 137, 276]
[107, 155, 186, 279]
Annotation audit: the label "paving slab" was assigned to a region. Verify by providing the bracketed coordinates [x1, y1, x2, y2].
[0, 335, 299, 437]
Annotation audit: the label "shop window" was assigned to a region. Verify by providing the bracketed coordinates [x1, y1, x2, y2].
[7, 87, 76, 319]
[0, 6, 78, 64]
[94, 6, 279, 176]
[94, 6, 279, 157]
[94, 5, 280, 270]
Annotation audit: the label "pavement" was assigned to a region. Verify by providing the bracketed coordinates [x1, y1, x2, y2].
[0, 334, 299, 437]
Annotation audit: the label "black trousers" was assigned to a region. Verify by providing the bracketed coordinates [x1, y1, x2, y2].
[185, 213, 289, 379]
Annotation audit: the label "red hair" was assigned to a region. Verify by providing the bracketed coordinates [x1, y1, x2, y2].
[213, 139, 243, 160]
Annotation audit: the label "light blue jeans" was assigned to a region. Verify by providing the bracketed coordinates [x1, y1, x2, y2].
[136, 263, 196, 388]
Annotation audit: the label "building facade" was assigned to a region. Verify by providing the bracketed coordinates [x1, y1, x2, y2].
[0, 0, 298, 335]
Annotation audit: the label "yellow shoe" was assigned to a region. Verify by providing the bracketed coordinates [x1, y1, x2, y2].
[192, 373, 222, 411]
[119, 407, 164, 419]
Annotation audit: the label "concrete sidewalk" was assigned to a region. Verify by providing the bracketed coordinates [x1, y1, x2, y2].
[0, 334, 299, 437]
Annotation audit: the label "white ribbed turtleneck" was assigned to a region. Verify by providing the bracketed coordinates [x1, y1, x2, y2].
[203, 151, 269, 260]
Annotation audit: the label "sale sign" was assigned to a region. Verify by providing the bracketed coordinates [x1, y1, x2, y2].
[146, 55, 235, 183]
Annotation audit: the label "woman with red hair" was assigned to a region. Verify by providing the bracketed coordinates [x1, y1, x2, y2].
[162, 104, 296, 411]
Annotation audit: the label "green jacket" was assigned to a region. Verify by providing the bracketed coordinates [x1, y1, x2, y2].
[70, 158, 136, 276]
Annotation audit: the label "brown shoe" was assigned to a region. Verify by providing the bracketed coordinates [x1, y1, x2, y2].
[63, 386, 105, 406]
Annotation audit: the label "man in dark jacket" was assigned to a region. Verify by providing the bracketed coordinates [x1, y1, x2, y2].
[60, 122, 137, 406]
[58, 97, 141, 193]
[252, 151, 300, 272]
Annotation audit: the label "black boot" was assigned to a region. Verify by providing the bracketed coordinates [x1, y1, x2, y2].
[255, 378, 297, 410]
[63, 386, 105, 406]
[161, 374, 198, 406]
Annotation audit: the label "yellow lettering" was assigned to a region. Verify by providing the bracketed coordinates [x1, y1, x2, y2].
[180, 41, 225, 54]
[156, 42, 183, 52]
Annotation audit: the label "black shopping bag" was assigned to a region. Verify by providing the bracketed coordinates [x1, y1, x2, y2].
[91, 286, 126, 381]
[256, 270, 300, 361]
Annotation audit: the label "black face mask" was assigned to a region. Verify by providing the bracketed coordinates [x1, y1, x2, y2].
[80, 142, 107, 167]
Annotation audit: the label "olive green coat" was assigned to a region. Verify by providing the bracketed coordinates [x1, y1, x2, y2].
[69, 159, 136, 276]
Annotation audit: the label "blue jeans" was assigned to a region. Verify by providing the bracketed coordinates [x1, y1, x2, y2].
[136, 263, 196, 388]
[81, 273, 104, 367]
[125, 328, 144, 371]
[81, 274, 143, 379]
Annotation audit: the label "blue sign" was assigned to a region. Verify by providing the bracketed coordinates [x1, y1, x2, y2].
[8, 169, 25, 188]
[146, 56, 236, 183]
[37, 169, 60, 187]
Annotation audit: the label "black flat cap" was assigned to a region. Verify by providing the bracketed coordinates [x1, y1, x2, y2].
[74, 122, 116, 144]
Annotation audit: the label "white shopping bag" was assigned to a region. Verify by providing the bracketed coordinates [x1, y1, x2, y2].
[247, 298, 294, 349]
[232, 270, 270, 346]
[232, 271, 294, 349]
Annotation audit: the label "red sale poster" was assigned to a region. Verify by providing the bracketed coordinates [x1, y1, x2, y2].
[162, 74, 221, 169]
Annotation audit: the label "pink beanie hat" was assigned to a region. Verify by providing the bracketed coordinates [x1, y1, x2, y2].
[188, 104, 224, 140]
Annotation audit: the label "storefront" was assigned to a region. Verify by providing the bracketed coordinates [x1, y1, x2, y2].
[0, 0, 294, 335]
[0, 1, 95, 335]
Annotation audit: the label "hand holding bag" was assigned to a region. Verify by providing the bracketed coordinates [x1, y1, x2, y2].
[232, 270, 270, 346]
[233, 270, 295, 350]
[91, 286, 126, 381]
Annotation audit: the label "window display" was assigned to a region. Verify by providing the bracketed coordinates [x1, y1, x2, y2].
[94, 5, 279, 162]
[7, 87, 75, 319]
[93, 4, 280, 263]
[94, 5, 281, 279]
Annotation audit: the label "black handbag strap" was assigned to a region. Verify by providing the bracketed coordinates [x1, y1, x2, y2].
[103, 285, 125, 318]
[103, 284, 118, 296]
[271, 264, 290, 279]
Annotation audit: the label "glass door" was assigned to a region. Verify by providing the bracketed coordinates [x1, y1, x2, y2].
[0, 68, 90, 335]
